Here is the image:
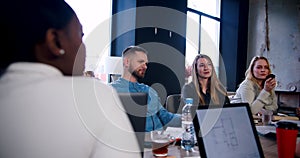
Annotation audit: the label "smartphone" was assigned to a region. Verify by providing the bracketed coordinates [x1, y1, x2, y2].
[265, 74, 275, 80]
[262, 74, 275, 88]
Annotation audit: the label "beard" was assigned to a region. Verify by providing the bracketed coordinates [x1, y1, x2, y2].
[131, 69, 145, 80]
[128, 65, 146, 80]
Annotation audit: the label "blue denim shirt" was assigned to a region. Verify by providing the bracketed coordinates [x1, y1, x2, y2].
[110, 78, 181, 132]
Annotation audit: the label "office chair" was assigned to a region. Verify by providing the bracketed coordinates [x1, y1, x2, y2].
[165, 94, 183, 114]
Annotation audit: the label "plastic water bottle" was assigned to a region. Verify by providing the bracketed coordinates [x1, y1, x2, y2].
[181, 98, 195, 151]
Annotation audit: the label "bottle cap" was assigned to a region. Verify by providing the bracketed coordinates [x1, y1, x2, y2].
[185, 98, 193, 104]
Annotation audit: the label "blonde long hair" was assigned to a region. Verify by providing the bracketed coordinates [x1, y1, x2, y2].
[190, 54, 227, 105]
[245, 56, 272, 88]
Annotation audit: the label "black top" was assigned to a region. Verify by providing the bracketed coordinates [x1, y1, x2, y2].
[182, 82, 230, 106]
[200, 88, 211, 105]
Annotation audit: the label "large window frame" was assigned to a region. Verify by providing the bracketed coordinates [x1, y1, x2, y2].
[185, 0, 221, 81]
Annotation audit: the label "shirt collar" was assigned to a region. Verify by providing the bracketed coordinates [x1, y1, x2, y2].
[118, 77, 148, 92]
[6, 62, 63, 77]
[119, 77, 138, 85]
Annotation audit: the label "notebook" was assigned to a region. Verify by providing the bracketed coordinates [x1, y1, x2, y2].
[117, 92, 148, 156]
[192, 103, 264, 158]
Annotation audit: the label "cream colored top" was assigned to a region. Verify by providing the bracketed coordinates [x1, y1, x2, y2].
[0, 62, 141, 158]
[231, 79, 278, 114]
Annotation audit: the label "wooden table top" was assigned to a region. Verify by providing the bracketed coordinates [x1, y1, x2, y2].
[259, 136, 278, 158]
[143, 134, 278, 158]
[143, 115, 300, 158]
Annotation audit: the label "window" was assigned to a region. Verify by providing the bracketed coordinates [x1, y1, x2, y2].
[186, 0, 221, 81]
[65, 0, 112, 81]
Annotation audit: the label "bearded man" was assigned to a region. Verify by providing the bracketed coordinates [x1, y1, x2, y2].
[110, 46, 181, 132]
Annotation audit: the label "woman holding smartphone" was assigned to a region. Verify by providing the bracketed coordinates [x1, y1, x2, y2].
[231, 56, 278, 114]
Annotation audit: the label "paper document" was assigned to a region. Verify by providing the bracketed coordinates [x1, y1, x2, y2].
[256, 126, 276, 135]
[165, 127, 184, 138]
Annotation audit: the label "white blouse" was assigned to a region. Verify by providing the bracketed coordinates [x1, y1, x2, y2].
[0, 62, 141, 158]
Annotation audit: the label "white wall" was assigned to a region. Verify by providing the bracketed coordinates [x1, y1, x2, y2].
[248, 0, 300, 107]
[65, 0, 112, 80]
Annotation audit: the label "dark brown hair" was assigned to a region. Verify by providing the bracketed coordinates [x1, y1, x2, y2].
[122, 46, 148, 57]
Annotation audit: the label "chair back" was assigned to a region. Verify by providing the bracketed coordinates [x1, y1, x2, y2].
[165, 94, 183, 113]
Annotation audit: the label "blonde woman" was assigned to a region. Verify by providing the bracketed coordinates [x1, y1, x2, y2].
[182, 54, 229, 107]
[232, 56, 278, 114]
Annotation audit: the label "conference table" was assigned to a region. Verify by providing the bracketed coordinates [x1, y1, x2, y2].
[143, 135, 277, 158]
[143, 115, 300, 158]
[259, 135, 278, 158]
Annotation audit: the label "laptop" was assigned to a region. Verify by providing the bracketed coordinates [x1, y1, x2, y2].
[117, 92, 148, 156]
[192, 103, 264, 158]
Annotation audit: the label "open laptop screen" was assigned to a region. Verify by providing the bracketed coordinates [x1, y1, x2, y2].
[193, 103, 264, 158]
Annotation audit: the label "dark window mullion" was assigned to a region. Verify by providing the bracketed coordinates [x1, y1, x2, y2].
[198, 15, 201, 54]
[187, 7, 220, 22]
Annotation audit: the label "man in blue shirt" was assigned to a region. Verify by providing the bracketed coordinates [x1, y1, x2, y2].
[110, 46, 181, 132]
